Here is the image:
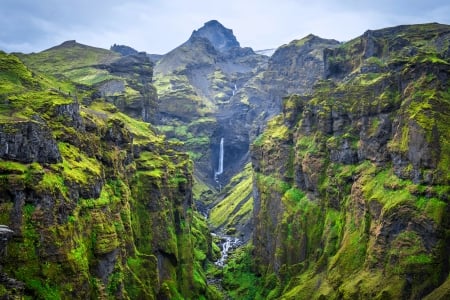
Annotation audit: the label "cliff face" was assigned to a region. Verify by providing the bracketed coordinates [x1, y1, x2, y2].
[251, 23, 450, 299]
[0, 51, 216, 299]
[153, 20, 268, 188]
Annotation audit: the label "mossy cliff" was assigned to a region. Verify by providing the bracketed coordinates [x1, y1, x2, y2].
[251, 23, 450, 299]
[0, 50, 217, 299]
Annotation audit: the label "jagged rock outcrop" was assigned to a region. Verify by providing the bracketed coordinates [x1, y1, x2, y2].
[0, 120, 61, 164]
[110, 44, 139, 56]
[229, 34, 340, 141]
[97, 52, 157, 122]
[191, 20, 240, 52]
[251, 23, 450, 299]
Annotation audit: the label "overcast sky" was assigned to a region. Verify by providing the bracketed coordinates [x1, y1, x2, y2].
[1, 0, 449, 54]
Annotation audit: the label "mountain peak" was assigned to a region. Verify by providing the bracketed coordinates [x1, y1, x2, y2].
[190, 20, 240, 52]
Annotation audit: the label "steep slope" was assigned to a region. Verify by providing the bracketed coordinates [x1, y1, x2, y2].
[17, 41, 157, 123]
[229, 34, 340, 140]
[208, 163, 254, 241]
[153, 20, 268, 188]
[250, 23, 450, 299]
[0, 51, 219, 299]
[204, 34, 341, 241]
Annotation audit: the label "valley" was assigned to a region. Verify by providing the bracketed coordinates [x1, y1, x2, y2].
[0, 20, 449, 299]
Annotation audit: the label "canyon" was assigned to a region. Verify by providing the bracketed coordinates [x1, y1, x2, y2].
[0, 20, 449, 299]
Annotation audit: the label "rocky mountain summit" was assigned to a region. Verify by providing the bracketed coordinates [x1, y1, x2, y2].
[153, 20, 268, 190]
[190, 20, 241, 52]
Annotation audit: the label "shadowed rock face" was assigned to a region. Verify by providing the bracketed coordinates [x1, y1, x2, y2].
[0, 225, 24, 298]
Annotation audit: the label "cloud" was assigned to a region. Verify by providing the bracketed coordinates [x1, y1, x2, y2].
[0, 0, 449, 54]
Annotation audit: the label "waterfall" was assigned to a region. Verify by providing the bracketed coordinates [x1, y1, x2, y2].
[214, 138, 224, 182]
[214, 235, 241, 267]
[218, 137, 224, 175]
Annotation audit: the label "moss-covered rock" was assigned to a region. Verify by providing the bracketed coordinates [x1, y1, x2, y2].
[250, 23, 450, 299]
[0, 50, 216, 299]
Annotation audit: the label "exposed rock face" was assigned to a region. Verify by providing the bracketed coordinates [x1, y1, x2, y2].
[251, 23, 450, 299]
[0, 51, 214, 299]
[153, 20, 268, 187]
[110, 44, 139, 56]
[191, 20, 240, 52]
[0, 120, 61, 164]
[223, 34, 340, 150]
[97, 52, 157, 122]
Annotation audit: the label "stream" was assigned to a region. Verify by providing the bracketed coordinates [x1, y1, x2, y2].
[212, 233, 241, 267]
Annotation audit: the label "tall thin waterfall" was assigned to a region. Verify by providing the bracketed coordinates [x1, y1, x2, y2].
[214, 138, 224, 182]
[218, 137, 224, 175]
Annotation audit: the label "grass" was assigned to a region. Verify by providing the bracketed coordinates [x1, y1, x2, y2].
[209, 164, 253, 229]
[65, 67, 118, 85]
[18, 42, 120, 81]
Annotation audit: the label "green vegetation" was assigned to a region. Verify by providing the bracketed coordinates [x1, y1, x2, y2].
[1, 22, 450, 300]
[222, 245, 262, 299]
[248, 23, 450, 300]
[0, 48, 216, 299]
[209, 163, 253, 232]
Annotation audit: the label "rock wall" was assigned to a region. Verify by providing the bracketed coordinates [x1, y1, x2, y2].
[251, 23, 450, 299]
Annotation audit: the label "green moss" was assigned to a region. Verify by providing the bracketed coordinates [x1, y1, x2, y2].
[282, 187, 305, 204]
[18, 42, 120, 84]
[222, 245, 262, 300]
[65, 67, 118, 85]
[416, 196, 446, 224]
[361, 168, 415, 212]
[57, 142, 102, 184]
[38, 172, 68, 195]
[209, 170, 253, 228]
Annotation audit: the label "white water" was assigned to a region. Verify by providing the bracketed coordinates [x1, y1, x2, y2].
[214, 235, 241, 267]
[214, 138, 224, 182]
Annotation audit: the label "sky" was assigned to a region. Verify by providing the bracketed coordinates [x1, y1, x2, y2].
[1, 0, 449, 54]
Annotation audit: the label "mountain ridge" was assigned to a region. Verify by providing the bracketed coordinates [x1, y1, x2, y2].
[190, 20, 240, 52]
[0, 21, 449, 299]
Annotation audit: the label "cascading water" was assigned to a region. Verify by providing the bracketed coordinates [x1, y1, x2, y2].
[214, 137, 224, 183]
[212, 234, 241, 267]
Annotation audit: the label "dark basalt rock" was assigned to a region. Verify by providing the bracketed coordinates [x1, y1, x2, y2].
[190, 20, 240, 52]
[0, 120, 61, 164]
